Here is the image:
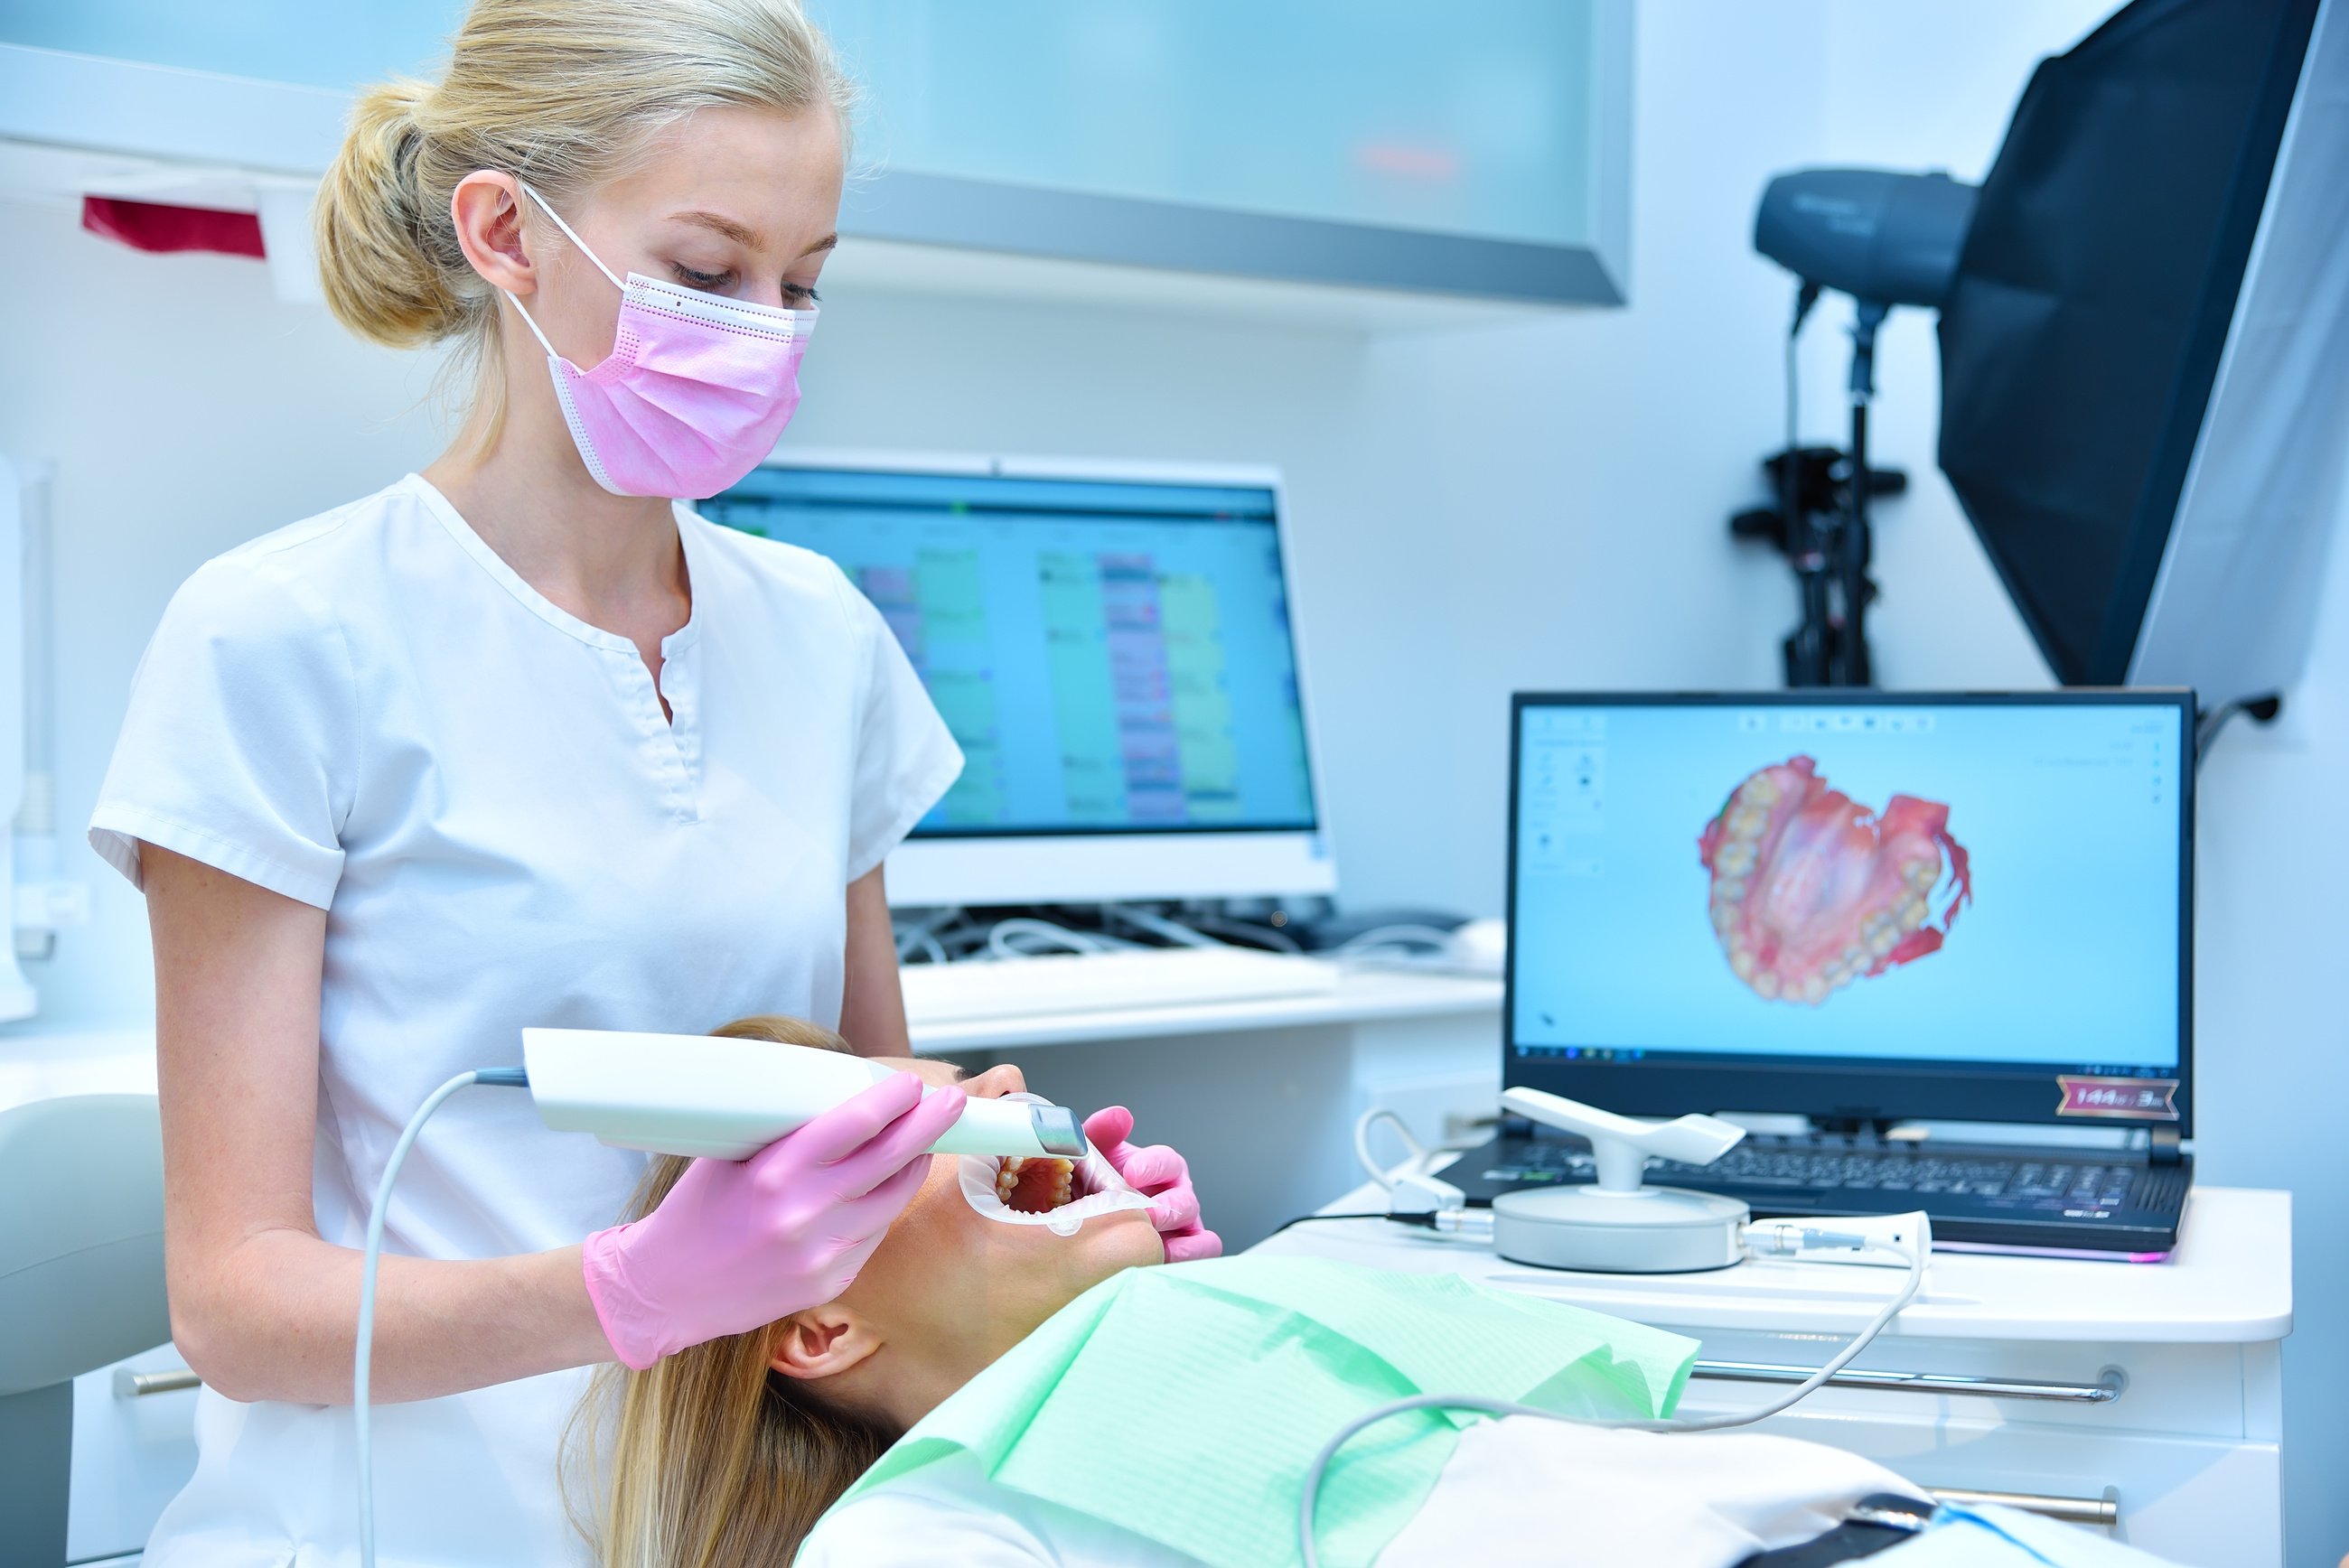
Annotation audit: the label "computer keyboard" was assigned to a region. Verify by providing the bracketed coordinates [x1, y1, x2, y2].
[899, 947, 1343, 1025]
[1496, 1141, 2140, 1209]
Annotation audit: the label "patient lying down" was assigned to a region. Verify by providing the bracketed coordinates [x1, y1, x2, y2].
[570, 1017, 2185, 1568]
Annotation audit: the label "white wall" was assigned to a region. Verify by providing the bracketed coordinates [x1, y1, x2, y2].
[2193, 488, 2349, 1567]
[0, 195, 1392, 1030]
[1325, 0, 1844, 914]
[0, 203, 450, 1031]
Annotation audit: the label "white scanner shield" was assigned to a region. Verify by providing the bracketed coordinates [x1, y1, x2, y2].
[520, 1028, 1089, 1162]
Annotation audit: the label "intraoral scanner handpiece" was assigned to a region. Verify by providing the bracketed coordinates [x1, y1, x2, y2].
[521, 1028, 1090, 1161]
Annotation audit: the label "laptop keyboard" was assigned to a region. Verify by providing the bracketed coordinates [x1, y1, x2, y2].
[1493, 1143, 2139, 1211]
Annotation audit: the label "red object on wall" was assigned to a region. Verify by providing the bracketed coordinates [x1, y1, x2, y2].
[80, 195, 267, 259]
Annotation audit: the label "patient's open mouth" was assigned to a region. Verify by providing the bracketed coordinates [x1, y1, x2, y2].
[996, 1155, 1080, 1214]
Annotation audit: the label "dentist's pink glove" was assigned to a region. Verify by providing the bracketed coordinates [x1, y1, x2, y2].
[1082, 1106, 1222, 1263]
[582, 1072, 966, 1369]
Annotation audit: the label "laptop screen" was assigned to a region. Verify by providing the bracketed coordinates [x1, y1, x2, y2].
[1505, 693, 2192, 1130]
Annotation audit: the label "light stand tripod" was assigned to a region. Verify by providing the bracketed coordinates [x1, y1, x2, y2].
[1729, 287, 1905, 687]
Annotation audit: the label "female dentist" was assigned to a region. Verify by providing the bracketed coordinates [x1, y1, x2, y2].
[88, 2, 1217, 1561]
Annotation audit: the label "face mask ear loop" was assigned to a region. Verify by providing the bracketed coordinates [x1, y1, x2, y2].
[518, 181, 625, 290]
[501, 181, 623, 359]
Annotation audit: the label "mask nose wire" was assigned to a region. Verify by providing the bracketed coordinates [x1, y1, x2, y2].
[501, 180, 624, 360]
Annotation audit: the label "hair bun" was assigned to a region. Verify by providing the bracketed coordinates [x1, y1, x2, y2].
[315, 78, 469, 348]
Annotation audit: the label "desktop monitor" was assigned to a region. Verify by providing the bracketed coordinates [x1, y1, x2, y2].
[700, 453, 1334, 907]
[1504, 691, 2194, 1134]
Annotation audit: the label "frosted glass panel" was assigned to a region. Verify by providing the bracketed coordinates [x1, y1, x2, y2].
[3, 0, 1624, 299]
[812, 0, 1603, 247]
[0, 1, 461, 90]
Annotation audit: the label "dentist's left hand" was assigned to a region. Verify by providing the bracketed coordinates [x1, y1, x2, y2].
[582, 1073, 968, 1369]
[1082, 1106, 1222, 1263]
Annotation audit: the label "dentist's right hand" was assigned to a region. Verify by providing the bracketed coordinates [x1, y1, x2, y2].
[580, 1072, 967, 1369]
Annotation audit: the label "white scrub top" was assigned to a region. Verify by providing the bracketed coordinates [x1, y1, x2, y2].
[90, 473, 960, 1566]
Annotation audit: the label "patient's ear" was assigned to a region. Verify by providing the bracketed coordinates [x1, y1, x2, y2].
[770, 1304, 882, 1383]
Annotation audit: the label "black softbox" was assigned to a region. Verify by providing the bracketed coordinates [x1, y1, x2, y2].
[1935, 0, 2321, 686]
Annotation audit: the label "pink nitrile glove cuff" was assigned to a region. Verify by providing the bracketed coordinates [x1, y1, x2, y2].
[1081, 1106, 1222, 1262]
[1163, 1229, 1224, 1264]
[582, 1221, 669, 1371]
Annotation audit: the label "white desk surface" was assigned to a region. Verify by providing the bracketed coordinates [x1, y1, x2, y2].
[1251, 1178, 2291, 1345]
[0, 1028, 155, 1116]
[907, 965, 1502, 1053]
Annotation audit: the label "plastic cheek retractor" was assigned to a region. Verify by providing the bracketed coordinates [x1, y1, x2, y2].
[959, 1095, 1155, 1237]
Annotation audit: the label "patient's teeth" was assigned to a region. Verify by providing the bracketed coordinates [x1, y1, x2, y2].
[1000, 1155, 1079, 1214]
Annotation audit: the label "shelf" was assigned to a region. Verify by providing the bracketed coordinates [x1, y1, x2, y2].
[907, 966, 1503, 1054]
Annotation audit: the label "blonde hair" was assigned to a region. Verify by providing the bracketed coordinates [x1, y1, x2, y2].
[566, 1014, 904, 1568]
[315, 0, 853, 436]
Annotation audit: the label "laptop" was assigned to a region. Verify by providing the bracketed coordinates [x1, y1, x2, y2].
[1444, 691, 2195, 1258]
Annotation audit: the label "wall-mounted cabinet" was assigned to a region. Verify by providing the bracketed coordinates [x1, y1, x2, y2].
[813, 0, 1631, 304]
[0, 1, 1631, 312]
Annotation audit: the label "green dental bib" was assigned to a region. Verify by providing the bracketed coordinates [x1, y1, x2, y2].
[828, 1256, 1699, 1568]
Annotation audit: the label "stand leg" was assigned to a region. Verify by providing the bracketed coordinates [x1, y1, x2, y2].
[1838, 302, 1888, 687]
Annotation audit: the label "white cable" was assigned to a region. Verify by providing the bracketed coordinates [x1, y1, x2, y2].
[1102, 903, 1221, 948]
[1352, 1107, 1427, 1192]
[1190, 916, 1304, 954]
[1296, 1223, 1928, 1568]
[1333, 924, 1463, 960]
[985, 918, 1109, 959]
[358, 1067, 528, 1568]
[893, 906, 961, 961]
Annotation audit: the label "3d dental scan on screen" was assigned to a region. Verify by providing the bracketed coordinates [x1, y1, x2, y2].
[1521, 697, 2178, 1058]
[1699, 754, 1972, 1006]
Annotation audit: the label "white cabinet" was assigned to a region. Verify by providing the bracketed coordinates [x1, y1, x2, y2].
[812, 0, 1632, 303]
[0, 1, 1632, 307]
[1254, 1186, 2292, 1566]
[69, 1342, 199, 1563]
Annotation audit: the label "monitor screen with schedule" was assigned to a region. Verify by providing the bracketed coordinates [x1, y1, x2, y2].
[699, 456, 1334, 906]
[1504, 693, 2193, 1129]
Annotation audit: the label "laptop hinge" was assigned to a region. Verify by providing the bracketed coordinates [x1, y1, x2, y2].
[2148, 1125, 2184, 1166]
[1808, 1116, 1899, 1143]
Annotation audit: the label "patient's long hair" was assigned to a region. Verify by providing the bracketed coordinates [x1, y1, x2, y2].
[565, 1015, 906, 1568]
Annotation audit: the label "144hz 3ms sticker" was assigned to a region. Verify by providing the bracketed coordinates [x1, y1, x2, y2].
[2055, 1076, 2180, 1121]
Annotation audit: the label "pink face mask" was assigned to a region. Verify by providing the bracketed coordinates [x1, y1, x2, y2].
[505, 184, 816, 499]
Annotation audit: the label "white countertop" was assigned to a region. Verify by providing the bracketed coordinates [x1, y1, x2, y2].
[0, 1027, 155, 1115]
[1251, 1177, 2292, 1344]
[906, 966, 1502, 1053]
